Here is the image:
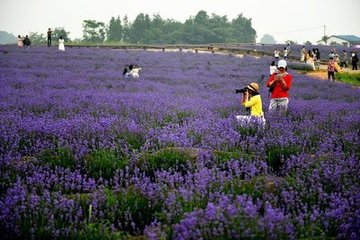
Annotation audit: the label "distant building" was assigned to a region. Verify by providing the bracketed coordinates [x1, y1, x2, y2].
[319, 35, 360, 47]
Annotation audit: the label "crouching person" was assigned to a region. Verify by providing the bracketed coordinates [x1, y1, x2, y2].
[235, 82, 265, 127]
[123, 64, 142, 79]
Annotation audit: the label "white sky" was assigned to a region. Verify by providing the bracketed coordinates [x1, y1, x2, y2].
[1, 0, 359, 44]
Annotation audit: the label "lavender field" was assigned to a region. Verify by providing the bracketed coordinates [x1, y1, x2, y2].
[0, 45, 359, 239]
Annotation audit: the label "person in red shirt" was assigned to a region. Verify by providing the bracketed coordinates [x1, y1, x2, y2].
[266, 60, 292, 112]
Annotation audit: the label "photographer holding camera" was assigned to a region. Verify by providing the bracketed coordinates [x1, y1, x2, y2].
[235, 82, 265, 126]
[266, 60, 292, 112]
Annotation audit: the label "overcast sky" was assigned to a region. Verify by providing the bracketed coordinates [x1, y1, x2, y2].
[1, 0, 359, 44]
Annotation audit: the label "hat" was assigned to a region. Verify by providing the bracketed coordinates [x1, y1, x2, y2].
[247, 82, 259, 92]
[277, 60, 287, 69]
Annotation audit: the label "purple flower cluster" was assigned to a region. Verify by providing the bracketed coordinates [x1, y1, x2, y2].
[0, 45, 359, 239]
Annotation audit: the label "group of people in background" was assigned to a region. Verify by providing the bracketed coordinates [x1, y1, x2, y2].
[274, 43, 291, 60]
[16, 28, 65, 52]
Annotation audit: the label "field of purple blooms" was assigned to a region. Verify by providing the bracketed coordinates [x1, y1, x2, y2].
[0, 45, 360, 239]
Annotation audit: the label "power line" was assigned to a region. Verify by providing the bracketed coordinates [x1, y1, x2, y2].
[269, 25, 324, 35]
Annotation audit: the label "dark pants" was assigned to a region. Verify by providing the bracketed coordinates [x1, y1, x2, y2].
[352, 63, 358, 70]
[47, 37, 51, 47]
[328, 71, 335, 81]
[340, 61, 347, 67]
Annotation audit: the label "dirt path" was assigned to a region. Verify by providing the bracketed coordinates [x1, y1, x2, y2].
[299, 63, 356, 80]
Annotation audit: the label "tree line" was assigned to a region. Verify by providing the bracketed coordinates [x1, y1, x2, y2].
[29, 10, 257, 45]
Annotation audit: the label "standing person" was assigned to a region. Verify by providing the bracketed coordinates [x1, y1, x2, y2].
[23, 35, 31, 49]
[327, 57, 336, 81]
[286, 43, 291, 56]
[300, 46, 306, 62]
[340, 50, 348, 68]
[266, 60, 292, 112]
[283, 47, 288, 60]
[269, 61, 278, 76]
[47, 28, 52, 47]
[351, 52, 359, 70]
[58, 36, 65, 51]
[306, 53, 316, 70]
[17, 35, 23, 48]
[235, 82, 265, 126]
[274, 49, 280, 60]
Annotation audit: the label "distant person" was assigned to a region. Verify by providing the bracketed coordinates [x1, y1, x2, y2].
[123, 65, 131, 77]
[123, 64, 141, 79]
[306, 53, 316, 71]
[235, 82, 265, 126]
[300, 46, 306, 62]
[47, 28, 52, 47]
[329, 50, 335, 59]
[129, 65, 142, 78]
[283, 47, 288, 59]
[316, 48, 320, 59]
[266, 60, 292, 112]
[58, 36, 65, 51]
[17, 35, 23, 48]
[23, 35, 31, 48]
[351, 52, 359, 70]
[340, 50, 348, 68]
[269, 61, 278, 76]
[274, 49, 280, 60]
[327, 57, 336, 81]
[286, 43, 291, 56]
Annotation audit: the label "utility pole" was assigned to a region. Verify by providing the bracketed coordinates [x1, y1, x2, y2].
[323, 25, 326, 37]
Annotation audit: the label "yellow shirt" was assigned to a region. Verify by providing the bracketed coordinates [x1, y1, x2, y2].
[243, 95, 263, 117]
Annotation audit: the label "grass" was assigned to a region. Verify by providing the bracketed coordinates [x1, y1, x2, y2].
[335, 71, 360, 86]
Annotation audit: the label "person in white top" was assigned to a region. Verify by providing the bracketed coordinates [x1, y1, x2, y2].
[269, 61, 278, 76]
[58, 36, 65, 51]
[17, 35, 23, 48]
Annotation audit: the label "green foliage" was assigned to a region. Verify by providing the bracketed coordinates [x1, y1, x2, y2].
[82, 20, 106, 43]
[101, 10, 256, 44]
[266, 145, 300, 172]
[52, 27, 71, 42]
[335, 72, 360, 86]
[260, 34, 277, 44]
[39, 148, 76, 170]
[146, 148, 193, 172]
[29, 32, 46, 44]
[84, 149, 128, 180]
[107, 16, 123, 42]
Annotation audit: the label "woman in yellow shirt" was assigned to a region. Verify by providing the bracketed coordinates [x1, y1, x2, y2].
[236, 82, 265, 126]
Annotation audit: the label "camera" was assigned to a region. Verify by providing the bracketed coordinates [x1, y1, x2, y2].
[235, 87, 248, 94]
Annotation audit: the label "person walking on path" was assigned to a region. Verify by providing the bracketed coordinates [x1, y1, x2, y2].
[47, 28, 52, 47]
[351, 52, 359, 70]
[266, 60, 292, 112]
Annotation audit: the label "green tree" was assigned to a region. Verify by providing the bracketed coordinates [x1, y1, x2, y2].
[82, 20, 106, 43]
[129, 13, 151, 43]
[122, 15, 131, 43]
[107, 16, 123, 42]
[230, 14, 256, 43]
[29, 32, 46, 44]
[321, 35, 329, 44]
[52, 27, 70, 42]
[260, 34, 277, 44]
